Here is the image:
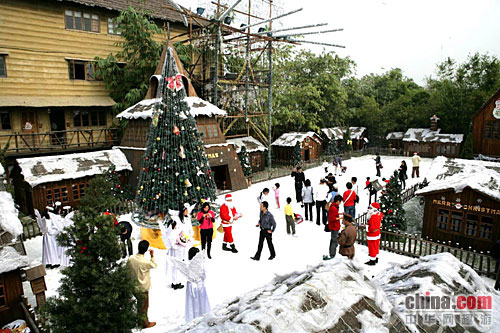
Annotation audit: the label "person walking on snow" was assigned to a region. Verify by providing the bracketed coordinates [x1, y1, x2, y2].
[196, 203, 216, 259]
[159, 218, 185, 290]
[273, 183, 281, 208]
[257, 188, 272, 205]
[324, 195, 343, 260]
[365, 202, 383, 265]
[374, 153, 382, 177]
[284, 197, 296, 235]
[338, 214, 357, 259]
[398, 160, 408, 189]
[411, 152, 422, 178]
[251, 201, 277, 261]
[343, 182, 357, 218]
[301, 179, 314, 222]
[314, 179, 329, 226]
[291, 166, 306, 204]
[220, 194, 241, 253]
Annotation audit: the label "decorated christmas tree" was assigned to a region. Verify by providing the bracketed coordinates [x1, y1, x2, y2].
[379, 170, 406, 231]
[343, 127, 353, 152]
[105, 165, 125, 198]
[292, 141, 302, 166]
[43, 176, 142, 332]
[238, 146, 252, 177]
[134, 47, 216, 221]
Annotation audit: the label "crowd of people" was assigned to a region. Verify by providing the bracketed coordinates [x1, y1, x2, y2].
[125, 153, 425, 328]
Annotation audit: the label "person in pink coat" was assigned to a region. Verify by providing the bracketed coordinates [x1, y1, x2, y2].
[196, 202, 216, 259]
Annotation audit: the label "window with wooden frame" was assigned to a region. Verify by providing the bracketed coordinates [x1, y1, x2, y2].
[0, 55, 6, 77]
[0, 112, 11, 130]
[450, 211, 463, 232]
[197, 125, 206, 138]
[72, 183, 88, 200]
[479, 216, 494, 240]
[437, 208, 449, 230]
[65, 10, 99, 32]
[465, 213, 479, 236]
[0, 276, 6, 308]
[107, 17, 121, 35]
[68, 60, 99, 80]
[73, 111, 106, 127]
[45, 187, 69, 206]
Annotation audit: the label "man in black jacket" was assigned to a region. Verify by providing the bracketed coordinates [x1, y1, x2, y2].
[291, 166, 306, 204]
[251, 201, 277, 261]
[374, 153, 382, 177]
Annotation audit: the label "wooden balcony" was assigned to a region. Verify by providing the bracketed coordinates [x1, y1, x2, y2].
[0, 128, 118, 156]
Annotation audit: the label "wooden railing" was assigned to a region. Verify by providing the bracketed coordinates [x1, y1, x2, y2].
[0, 128, 118, 155]
[108, 200, 138, 216]
[354, 183, 497, 279]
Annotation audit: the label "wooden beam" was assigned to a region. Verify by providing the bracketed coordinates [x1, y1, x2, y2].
[223, 117, 240, 135]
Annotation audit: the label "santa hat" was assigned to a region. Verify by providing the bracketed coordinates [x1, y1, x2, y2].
[413, 152, 417, 154]
[225, 193, 232, 201]
[370, 202, 380, 210]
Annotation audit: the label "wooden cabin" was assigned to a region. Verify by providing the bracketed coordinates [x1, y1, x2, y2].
[472, 88, 500, 158]
[271, 132, 323, 164]
[321, 127, 367, 151]
[0, 0, 192, 161]
[13, 149, 131, 214]
[402, 116, 463, 158]
[416, 157, 500, 253]
[227, 136, 267, 172]
[385, 132, 404, 151]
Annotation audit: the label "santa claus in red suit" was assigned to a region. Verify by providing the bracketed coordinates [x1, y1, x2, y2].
[365, 202, 383, 265]
[220, 193, 242, 253]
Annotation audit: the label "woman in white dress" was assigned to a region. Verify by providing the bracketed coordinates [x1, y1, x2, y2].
[34, 209, 60, 268]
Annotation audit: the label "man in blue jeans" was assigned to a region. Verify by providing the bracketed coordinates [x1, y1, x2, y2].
[343, 182, 356, 218]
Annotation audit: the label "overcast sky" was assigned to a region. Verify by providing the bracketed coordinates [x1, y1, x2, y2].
[175, 0, 500, 86]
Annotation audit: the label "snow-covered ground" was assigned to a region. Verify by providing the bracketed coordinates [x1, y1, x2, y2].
[23, 155, 498, 332]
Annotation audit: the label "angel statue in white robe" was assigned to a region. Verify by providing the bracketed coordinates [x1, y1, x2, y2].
[170, 247, 211, 322]
[48, 211, 75, 267]
[34, 209, 60, 267]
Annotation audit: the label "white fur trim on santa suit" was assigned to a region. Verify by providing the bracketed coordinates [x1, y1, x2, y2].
[366, 235, 381, 240]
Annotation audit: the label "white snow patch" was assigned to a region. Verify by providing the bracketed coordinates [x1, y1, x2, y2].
[385, 132, 404, 140]
[17, 149, 132, 187]
[0, 191, 23, 237]
[272, 132, 322, 147]
[321, 127, 366, 140]
[0, 246, 29, 274]
[226, 136, 267, 153]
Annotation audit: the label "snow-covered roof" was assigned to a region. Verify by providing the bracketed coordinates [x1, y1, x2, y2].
[385, 132, 404, 140]
[0, 246, 29, 274]
[416, 156, 500, 201]
[0, 191, 23, 238]
[226, 136, 267, 153]
[321, 127, 366, 140]
[271, 132, 322, 147]
[17, 149, 132, 187]
[116, 97, 227, 120]
[403, 128, 464, 144]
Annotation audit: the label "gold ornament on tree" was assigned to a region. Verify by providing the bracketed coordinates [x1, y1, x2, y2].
[184, 178, 192, 187]
[179, 145, 186, 159]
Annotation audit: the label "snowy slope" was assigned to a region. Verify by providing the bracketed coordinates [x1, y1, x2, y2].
[23, 155, 441, 331]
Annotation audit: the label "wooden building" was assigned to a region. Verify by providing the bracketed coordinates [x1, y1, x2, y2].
[402, 116, 464, 158]
[416, 157, 500, 253]
[385, 132, 404, 151]
[472, 88, 500, 158]
[271, 132, 323, 164]
[227, 136, 267, 172]
[0, 165, 35, 329]
[321, 127, 368, 151]
[13, 149, 132, 214]
[0, 0, 191, 160]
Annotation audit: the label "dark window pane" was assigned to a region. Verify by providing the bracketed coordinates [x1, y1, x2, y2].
[90, 111, 98, 126]
[81, 111, 89, 126]
[68, 60, 74, 79]
[84, 13, 91, 31]
[73, 111, 81, 126]
[98, 112, 106, 126]
[437, 209, 449, 230]
[450, 211, 463, 232]
[479, 216, 493, 239]
[86, 63, 94, 80]
[74, 11, 82, 30]
[65, 10, 74, 29]
[74, 62, 85, 80]
[212, 124, 218, 137]
[0, 56, 6, 77]
[0, 113, 11, 130]
[494, 121, 500, 139]
[466, 214, 478, 236]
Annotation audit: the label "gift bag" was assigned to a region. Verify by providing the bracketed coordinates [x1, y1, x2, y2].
[217, 223, 224, 233]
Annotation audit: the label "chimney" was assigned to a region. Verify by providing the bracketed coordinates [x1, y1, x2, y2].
[430, 114, 440, 131]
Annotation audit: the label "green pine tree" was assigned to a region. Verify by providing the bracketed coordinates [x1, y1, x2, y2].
[135, 47, 216, 216]
[343, 127, 353, 152]
[292, 141, 302, 166]
[379, 170, 406, 231]
[42, 176, 142, 332]
[325, 140, 339, 156]
[238, 146, 252, 177]
[460, 130, 473, 159]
